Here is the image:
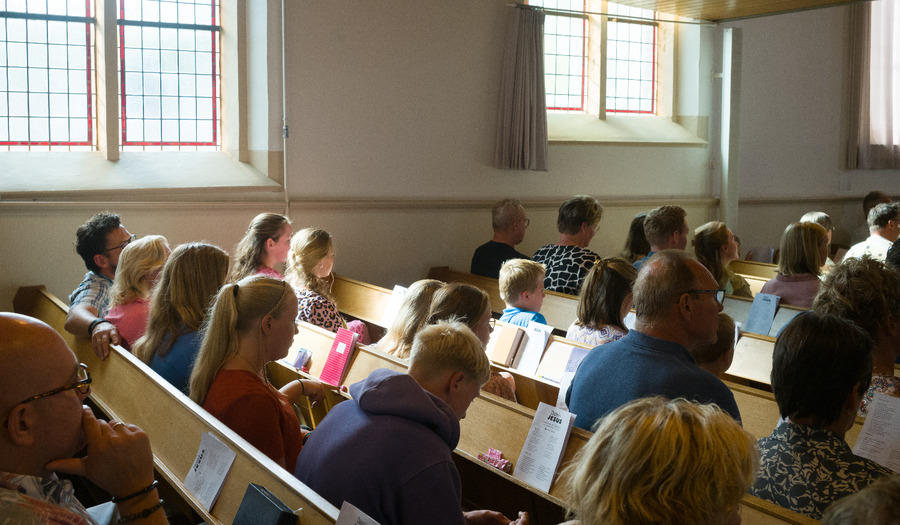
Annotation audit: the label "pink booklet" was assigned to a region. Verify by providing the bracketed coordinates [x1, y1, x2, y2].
[319, 328, 359, 387]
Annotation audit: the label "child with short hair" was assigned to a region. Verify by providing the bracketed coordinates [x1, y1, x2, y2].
[498, 259, 548, 327]
[689, 312, 736, 378]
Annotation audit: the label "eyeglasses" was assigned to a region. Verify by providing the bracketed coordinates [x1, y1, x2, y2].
[488, 318, 496, 333]
[19, 363, 92, 405]
[686, 289, 725, 305]
[104, 234, 136, 254]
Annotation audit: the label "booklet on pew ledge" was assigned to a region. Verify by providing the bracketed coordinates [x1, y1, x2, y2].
[556, 346, 590, 410]
[336, 501, 381, 525]
[319, 328, 359, 387]
[513, 402, 576, 493]
[743, 293, 779, 336]
[511, 320, 553, 376]
[485, 322, 526, 367]
[233, 483, 297, 525]
[536, 341, 579, 384]
[184, 432, 236, 511]
[852, 393, 900, 472]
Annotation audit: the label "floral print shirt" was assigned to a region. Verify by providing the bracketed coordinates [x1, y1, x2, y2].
[0, 471, 95, 525]
[565, 324, 625, 348]
[858, 374, 900, 417]
[750, 421, 894, 519]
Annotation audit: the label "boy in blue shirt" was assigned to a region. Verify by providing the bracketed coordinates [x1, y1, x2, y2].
[498, 259, 548, 327]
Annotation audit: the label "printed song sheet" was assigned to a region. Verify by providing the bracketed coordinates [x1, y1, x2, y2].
[853, 393, 900, 472]
[184, 432, 236, 511]
[514, 402, 575, 492]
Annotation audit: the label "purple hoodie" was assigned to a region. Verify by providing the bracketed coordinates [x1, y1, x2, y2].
[295, 368, 465, 525]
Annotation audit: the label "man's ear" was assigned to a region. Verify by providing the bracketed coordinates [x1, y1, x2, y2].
[678, 292, 692, 318]
[448, 371, 466, 395]
[6, 404, 36, 446]
[93, 253, 110, 271]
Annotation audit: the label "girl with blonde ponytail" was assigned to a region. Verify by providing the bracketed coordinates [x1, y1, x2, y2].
[190, 275, 334, 470]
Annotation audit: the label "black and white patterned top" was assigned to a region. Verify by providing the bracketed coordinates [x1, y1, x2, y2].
[750, 421, 894, 520]
[532, 244, 600, 296]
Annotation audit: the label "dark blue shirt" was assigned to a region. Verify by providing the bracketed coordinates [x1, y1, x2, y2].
[566, 330, 741, 430]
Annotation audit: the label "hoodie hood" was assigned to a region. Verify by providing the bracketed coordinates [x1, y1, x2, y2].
[349, 368, 460, 449]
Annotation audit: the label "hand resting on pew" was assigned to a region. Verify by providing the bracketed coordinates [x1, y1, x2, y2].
[281, 378, 347, 406]
[464, 509, 529, 525]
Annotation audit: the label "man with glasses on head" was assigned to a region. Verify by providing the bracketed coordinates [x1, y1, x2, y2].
[471, 199, 531, 279]
[0, 313, 167, 524]
[566, 250, 740, 431]
[64, 212, 134, 360]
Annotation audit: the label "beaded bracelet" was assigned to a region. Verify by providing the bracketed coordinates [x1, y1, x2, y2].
[117, 499, 164, 524]
[88, 318, 109, 336]
[111, 480, 158, 503]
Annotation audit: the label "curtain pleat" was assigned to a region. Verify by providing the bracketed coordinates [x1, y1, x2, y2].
[495, 8, 548, 171]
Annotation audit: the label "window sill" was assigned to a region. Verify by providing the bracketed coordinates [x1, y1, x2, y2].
[0, 151, 283, 201]
[547, 114, 708, 146]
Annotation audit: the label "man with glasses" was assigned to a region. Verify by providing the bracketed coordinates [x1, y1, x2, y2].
[0, 313, 167, 524]
[566, 250, 740, 431]
[64, 212, 134, 360]
[471, 199, 531, 279]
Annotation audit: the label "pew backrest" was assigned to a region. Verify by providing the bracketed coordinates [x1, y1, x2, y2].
[13, 286, 339, 525]
[729, 259, 779, 280]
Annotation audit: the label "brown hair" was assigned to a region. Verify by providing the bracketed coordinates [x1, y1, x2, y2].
[285, 228, 334, 299]
[231, 213, 291, 282]
[777, 222, 826, 276]
[693, 221, 730, 285]
[690, 313, 736, 365]
[575, 258, 636, 331]
[557, 195, 603, 235]
[643, 205, 687, 247]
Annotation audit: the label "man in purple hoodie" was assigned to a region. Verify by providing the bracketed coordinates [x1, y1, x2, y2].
[295, 321, 529, 525]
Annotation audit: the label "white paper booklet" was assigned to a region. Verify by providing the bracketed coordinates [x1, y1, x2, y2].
[511, 320, 553, 376]
[184, 432, 237, 511]
[336, 501, 382, 525]
[556, 346, 590, 410]
[852, 393, 900, 472]
[513, 402, 576, 493]
[378, 285, 408, 327]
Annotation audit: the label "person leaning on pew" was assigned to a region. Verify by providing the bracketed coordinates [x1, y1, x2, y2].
[295, 321, 530, 525]
[0, 313, 167, 524]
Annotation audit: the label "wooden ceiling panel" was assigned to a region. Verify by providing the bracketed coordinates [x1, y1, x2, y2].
[607, 0, 859, 21]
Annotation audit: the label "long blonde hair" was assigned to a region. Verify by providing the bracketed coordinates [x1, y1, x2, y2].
[109, 235, 170, 307]
[562, 397, 757, 525]
[189, 276, 294, 405]
[378, 279, 443, 360]
[778, 222, 826, 276]
[285, 228, 334, 299]
[230, 213, 291, 282]
[133, 243, 229, 364]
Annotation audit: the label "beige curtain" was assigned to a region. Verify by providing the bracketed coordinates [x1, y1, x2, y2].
[495, 7, 548, 171]
[849, 1, 900, 169]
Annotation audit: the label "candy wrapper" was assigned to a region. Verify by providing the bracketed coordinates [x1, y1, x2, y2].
[477, 447, 512, 473]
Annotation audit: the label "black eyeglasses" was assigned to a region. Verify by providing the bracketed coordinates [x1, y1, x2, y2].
[104, 234, 136, 254]
[19, 363, 92, 405]
[686, 289, 725, 305]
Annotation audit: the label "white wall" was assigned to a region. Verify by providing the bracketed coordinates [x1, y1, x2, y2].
[724, 6, 900, 250]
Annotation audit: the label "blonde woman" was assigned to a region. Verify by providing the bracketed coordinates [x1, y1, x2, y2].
[566, 258, 636, 347]
[426, 283, 517, 403]
[190, 276, 333, 470]
[133, 242, 229, 394]
[693, 221, 751, 298]
[760, 222, 827, 308]
[285, 227, 369, 343]
[231, 213, 292, 281]
[376, 279, 443, 359]
[106, 235, 170, 350]
[562, 397, 757, 525]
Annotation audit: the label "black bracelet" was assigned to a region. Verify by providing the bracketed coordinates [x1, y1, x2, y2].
[298, 378, 306, 396]
[88, 318, 109, 336]
[111, 480, 158, 503]
[117, 499, 164, 523]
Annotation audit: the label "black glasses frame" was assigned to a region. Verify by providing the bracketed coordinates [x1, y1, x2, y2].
[686, 289, 726, 305]
[104, 234, 136, 254]
[19, 363, 92, 405]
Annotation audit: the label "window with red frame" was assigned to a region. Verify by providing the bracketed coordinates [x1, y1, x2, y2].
[0, 1, 95, 150]
[118, 0, 220, 150]
[530, 0, 658, 116]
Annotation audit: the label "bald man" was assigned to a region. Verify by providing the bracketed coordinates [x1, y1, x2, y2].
[567, 250, 740, 431]
[0, 313, 167, 524]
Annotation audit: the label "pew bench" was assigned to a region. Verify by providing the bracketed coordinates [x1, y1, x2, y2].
[14, 285, 340, 525]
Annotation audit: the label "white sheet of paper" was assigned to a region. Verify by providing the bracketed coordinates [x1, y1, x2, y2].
[378, 285, 408, 327]
[852, 393, 900, 472]
[336, 501, 382, 525]
[556, 346, 590, 410]
[512, 321, 553, 376]
[744, 293, 779, 336]
[184, 432, 236, 511]
[513, 402, 575, 492]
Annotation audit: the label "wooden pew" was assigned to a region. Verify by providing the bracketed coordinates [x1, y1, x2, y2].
[13, 285, 339, 525]
[427, 266, 578, 334]
[271, 322, 817, 525]
[729, 259, 779, 280]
